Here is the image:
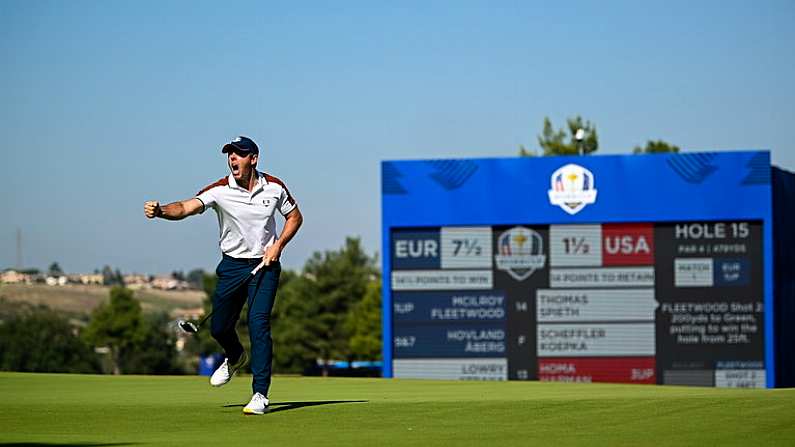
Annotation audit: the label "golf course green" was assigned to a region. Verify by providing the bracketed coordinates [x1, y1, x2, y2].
[1, 372, 793, 446]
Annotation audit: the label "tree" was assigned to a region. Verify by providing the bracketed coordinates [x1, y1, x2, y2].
[48, 262, 64, 277]
[122, 312, 182, 375]
[271, 270, 321, 373]
[186, 268, 205, 289]
[83, 286, 181, 374]
[344, 280, 382, 361]
[271, 237, 378, 375]
[83, 286, 142, 374]
[523, 116, 599, 156]
[306, 237, 378, 374]
[518, 145, 536, 157]
[633, 140, 680, 154]
[101, 265, 124, 286]
[0, 305, 100, 373]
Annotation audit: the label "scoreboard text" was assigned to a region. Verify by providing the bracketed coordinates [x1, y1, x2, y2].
[390, 221, 765, 387]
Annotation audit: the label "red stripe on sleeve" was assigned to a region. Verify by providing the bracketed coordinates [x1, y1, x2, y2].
[264, 173, 296, 205]
[196, 177, 229, 196]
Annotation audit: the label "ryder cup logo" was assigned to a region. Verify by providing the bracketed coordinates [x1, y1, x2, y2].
[548, 163, 598, 215]
[495, 227, 546, 281]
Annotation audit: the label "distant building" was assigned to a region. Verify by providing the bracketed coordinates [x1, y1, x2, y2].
[2, 269, 198, 290]
[45, 276, 68, 286]
[123, 274, 151, 290]
[66, 274, 103, 285]
[0, 270, 32, 284]
[150, 276, 190, 290]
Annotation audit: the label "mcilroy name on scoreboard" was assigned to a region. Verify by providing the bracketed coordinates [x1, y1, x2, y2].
[381, 152, 776, 388]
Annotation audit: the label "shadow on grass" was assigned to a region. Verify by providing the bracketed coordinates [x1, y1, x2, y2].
[0, 444, 138, 447]
[223, 400, 368, 413]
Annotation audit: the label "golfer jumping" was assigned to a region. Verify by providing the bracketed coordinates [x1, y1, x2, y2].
[144, 136, 303, 414]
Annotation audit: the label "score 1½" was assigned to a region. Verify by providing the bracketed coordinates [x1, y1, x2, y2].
[562, 237, 590, 255]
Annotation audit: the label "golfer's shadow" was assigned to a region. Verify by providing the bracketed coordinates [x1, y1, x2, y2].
[224, 400, 367, 413]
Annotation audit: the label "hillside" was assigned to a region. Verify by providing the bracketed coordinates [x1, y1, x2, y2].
[0, 283, 205, 318]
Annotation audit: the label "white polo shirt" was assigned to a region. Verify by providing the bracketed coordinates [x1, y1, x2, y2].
[195, 171, 297, 259]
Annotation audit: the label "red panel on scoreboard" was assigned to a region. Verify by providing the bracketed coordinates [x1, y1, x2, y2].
[538, 357, 656, 384]
[602, 223, 654, 265]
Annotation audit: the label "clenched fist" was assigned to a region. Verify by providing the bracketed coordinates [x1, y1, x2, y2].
[144, 201, 162, 219]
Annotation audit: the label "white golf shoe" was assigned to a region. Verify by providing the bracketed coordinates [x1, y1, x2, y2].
[209, 352, 247, 387]
[243, 392, 269, 415]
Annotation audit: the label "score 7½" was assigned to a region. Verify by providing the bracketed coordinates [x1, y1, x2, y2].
[451, 239, 483, 256]
[440, 227, 492, 269]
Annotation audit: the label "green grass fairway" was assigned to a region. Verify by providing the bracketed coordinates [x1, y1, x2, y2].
[1, 373, 793, 446]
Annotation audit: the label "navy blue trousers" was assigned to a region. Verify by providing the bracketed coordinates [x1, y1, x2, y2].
[210, 254, 280, 396]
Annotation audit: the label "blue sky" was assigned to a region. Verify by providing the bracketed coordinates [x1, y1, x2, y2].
[1, 1, 793, 274]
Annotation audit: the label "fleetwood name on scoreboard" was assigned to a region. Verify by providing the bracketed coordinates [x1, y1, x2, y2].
[382, 151, 788, 388]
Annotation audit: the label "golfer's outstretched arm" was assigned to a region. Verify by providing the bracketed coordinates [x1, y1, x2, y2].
[144, 199, 203, 221]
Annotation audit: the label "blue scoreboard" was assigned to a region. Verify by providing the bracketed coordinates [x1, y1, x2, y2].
[381, 151, 784, 387]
